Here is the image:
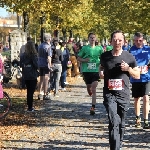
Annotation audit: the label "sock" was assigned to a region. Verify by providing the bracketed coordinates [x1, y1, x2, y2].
[92, 104, 95, 108]
[136, 116, 141, 119]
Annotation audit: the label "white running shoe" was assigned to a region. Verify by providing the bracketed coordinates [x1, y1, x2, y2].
[61, 88, 66, 91]
[64, 82, 69, 85]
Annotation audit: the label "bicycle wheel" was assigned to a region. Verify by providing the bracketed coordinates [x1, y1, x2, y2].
[0, 91, 11, 119]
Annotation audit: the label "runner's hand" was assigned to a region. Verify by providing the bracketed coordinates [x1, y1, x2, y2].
[121, 60, 129, 71]
[84, 58, 90, 62]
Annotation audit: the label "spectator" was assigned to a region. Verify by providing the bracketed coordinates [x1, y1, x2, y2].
[20, 41, 38, 112]
[60, 41, 70, 91]
[38, 33, 52, 100]
[67, 38, 80, 77]
[20, 37, 32, 89]
[122, 40, 130, 51]
[3, 42, 9, 51]
[20, 37, 32, 56]
[51, 40, 63, 97]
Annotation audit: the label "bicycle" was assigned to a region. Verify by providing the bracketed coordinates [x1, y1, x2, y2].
[0, 58, 12, 119]
[0, 92, 12, 119]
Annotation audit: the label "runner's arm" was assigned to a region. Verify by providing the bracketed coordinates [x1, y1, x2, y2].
[121, 60, 140, 79]
[128, 67, 140, 79]
[77, 56, 89, 62]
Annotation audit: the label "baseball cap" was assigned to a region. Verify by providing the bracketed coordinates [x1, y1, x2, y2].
[44, 33, 51, 41]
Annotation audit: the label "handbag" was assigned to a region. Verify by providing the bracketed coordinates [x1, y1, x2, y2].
[67, 61, 72, 69]
[51, 65, 59, 72]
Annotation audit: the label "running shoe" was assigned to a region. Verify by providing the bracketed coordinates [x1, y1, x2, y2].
[135, 118, 141, 128]
[90, 107, 95, 115]
[61, 88, 66, 91]
[43, 95, 51, 100]
[38, 94, 43, 100]
[27, 108, 35, 112]
[143, 121, 150, 129]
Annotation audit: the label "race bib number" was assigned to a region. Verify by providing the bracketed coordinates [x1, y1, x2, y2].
[108, 79, 124, 90]
[138, 66, 148, 74]
[87, 63, 96, 70]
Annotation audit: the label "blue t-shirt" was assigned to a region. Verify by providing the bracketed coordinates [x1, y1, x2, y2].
[130, 45, 150, 83]
[38, 42, 52, 68]
[122, 45, 130, 51]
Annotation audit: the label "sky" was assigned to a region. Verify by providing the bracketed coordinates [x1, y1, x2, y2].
[0, 7, 9, 17]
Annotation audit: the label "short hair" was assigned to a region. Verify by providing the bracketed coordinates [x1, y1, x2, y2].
[44, 33, 51, 41]
[27, 37, 32, 41]
[88, 32, 96, 39]
[110, 30, 125, 42]
[134, 32, 143, 38]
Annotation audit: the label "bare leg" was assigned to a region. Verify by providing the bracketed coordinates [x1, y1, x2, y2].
[134, 97, 141, 117]
[91, 81, 98, 105]
[43, 74, 49, 95]
[143, 95, 149, 119]
[38, 76, 43, 94]
[87, 84, 92, 96]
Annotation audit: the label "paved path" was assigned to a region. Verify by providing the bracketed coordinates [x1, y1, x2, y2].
[1, 78, 150, 150]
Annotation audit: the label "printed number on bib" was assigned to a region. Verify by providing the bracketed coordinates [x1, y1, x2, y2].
[87, 63, 96, 70]
[108, 79, 124, 90]
[138, 66, 148, 74]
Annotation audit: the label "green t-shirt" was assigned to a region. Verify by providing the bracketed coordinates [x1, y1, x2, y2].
[106, 45, 113, 51]
[78, 45, 103, 72]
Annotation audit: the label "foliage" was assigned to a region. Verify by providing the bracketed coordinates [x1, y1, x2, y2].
[0, 0, 150, 39]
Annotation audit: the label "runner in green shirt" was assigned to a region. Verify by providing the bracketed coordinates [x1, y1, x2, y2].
[77, 32, 103, 115]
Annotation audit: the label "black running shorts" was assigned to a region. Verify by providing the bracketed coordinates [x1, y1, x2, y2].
[132, 82, 150, 98]
[82, 72, 100, 85]
[39, 67, 50, 76]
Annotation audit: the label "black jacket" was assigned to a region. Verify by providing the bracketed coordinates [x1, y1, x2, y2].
[20, 53, 38, 80]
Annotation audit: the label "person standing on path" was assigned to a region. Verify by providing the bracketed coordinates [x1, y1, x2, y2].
[20, 36, 32, 89]
[100, 30, 140, 150]
[20, 41, 38, 111]
[60, 41, 70, 91]
[67, 38, 80, 77]
[51, 39, 63, 97]
[38, 33, 52, 100]
[77, 32, 103, 115]
[130, 32, 150, 129]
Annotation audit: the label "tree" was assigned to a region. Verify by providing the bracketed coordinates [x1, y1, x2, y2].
[1, 0, 150, 38]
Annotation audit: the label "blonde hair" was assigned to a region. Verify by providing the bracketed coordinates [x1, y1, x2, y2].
[25, 41, 37, 57]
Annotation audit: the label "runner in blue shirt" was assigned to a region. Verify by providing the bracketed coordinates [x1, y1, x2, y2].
[130, 32, 150, 129]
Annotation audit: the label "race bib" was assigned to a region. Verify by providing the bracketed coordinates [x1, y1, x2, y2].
[87, 63, 96, 70]
[108, 79, 124, 90]
[138, 66, 148, 74]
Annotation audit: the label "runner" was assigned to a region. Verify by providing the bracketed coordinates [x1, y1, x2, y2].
[130, 32, 150, 129]
[100, 30, 140, 150]
[77, 32, 103, 115]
